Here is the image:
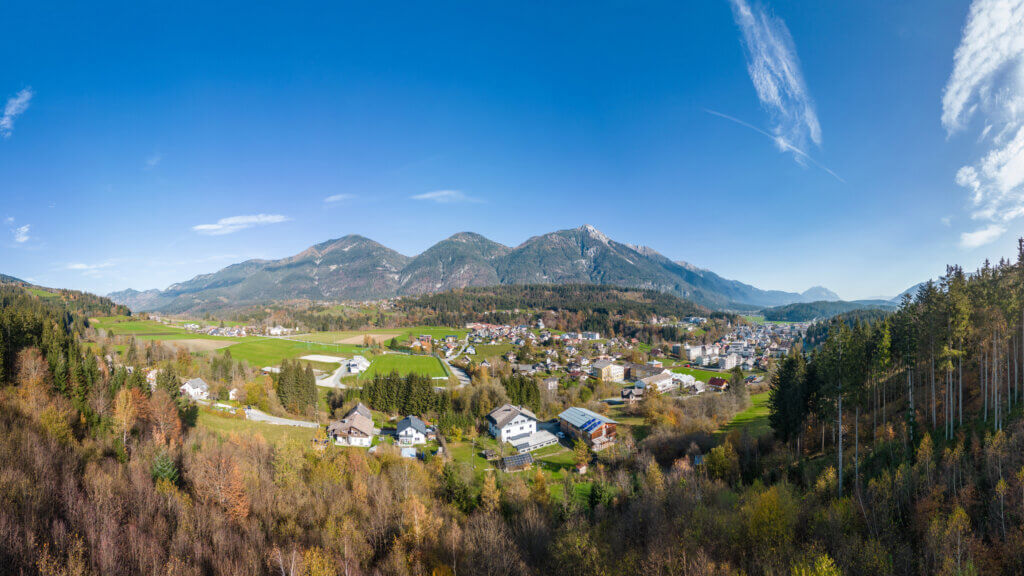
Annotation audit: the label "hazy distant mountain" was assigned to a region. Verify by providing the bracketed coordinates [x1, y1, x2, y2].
[108, 225, 839, 313]
[801, 286, 841, 301]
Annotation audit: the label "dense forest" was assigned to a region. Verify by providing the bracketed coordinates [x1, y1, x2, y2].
[7, 242, 1024, 574]
[761, 299, 896, 322]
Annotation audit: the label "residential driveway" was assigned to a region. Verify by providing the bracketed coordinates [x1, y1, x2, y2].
[244, 408, 318, 428]
[445, 361, 471, 388]
[316, 364, 349, 389]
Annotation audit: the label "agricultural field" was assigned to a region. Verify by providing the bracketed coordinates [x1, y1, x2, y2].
[89, 316, 240, 343]
[359, 354, 448, 380]
[90, 316, 376, 369]
[289, 326, 467, 345]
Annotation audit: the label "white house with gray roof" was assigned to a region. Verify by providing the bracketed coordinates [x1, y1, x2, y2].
[487, 404, 538, 443]
[179, 378, 209, 401]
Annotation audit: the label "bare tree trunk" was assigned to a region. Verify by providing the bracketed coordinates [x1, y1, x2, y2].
[838, 393, 843, 497]
[958, 354, 963, 428]
[931, 345, 936, 430]
[855, 404, 860, 491]
[984, 348, 988, 422]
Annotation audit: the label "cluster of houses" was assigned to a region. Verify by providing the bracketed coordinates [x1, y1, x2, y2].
[179, 321, 300, 337]
[678, 322, 804, 372]
[410, 333, 462, 357]
[325, 404, 437, 455]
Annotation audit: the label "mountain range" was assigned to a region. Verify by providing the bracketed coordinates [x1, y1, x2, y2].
[108, 225, 844, 313]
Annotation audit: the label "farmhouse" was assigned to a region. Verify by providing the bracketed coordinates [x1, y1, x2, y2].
[558, 406, 617, 450]
[327, 403, 376, 447]
[397, 415, 429, 445]
[179, 378, 209, 401]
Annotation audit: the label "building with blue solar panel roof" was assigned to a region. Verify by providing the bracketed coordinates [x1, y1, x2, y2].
[558, 407, 617, 450]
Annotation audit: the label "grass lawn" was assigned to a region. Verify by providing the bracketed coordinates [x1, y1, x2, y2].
[467, 343, 513, 362]
[719, 391, 772, 437]
[359, 354, 448, 379]
[197, 410, 317, 446]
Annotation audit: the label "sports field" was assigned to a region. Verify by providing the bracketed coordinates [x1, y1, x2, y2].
[359, 354, 448, 379]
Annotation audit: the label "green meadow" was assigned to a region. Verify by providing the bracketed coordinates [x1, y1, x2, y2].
[290, 326, 467, 345]
[359, 354, 448, 379]
[719, 391, 771, 436]
[197, 410, 317, 446]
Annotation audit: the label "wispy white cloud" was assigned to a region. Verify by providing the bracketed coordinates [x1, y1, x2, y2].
[12, 224, 30, 243]
[960, 223, 1006, 248]
[410, 190, 480, 204]
[943, 0, 1024, 241]
[324, 193, 356, 203]
[941, 215, 953, 226]
[192, 214, 289, 235]
[1, 88, 33, 138]
[66, 261, 115, 271]
[144, 152, 163, 169]
[728, 0, 821, 162]
[4, 216, 12, 224]
[704, 109, 844, 182]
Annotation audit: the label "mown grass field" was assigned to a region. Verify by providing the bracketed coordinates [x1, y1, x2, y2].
[197, 410, 317, 446]
[222, 338, 367, 368]
[719, 391, 771, 436]
[359, 354, 448, 379]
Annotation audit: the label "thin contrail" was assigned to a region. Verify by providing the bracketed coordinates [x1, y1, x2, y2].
[703, 108, 846, 184]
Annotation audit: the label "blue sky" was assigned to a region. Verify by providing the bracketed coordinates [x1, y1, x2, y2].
[1, 0, 1021, 301]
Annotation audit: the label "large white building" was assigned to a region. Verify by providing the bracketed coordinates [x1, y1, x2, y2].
[487, 404, 537, 443]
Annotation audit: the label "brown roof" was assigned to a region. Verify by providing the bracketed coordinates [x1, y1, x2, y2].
[487, 403, 537, 429]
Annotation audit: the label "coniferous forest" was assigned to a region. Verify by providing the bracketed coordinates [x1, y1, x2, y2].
[5, 245, 1024, 575]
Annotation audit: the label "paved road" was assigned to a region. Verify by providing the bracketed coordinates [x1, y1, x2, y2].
[316, 364, 349, 389]
[244, 408, 319, 428]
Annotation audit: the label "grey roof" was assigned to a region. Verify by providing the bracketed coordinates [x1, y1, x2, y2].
[397, 415, 428, 435]
[183, 378, 208, 391]
[592, 359, 615, 369]
[487, 404, 538, 429]
[348, 402, 373, 421]
[559, 406, 616, 430]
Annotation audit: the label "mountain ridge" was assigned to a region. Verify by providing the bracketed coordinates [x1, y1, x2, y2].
[108, 225, 839, 313]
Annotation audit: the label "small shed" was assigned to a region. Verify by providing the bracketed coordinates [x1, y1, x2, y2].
[501, 453, 534, 472]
